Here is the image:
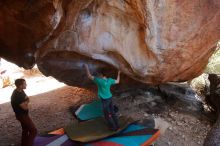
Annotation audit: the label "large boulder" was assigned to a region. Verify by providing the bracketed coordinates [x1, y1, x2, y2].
[0, 0, 219, 85]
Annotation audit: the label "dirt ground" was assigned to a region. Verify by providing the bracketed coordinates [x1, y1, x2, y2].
[0, 73, 212, 146]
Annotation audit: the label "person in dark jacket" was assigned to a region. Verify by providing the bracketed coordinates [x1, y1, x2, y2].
[11, 79, 37, 146]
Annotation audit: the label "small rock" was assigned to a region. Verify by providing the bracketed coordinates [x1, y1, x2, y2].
[150, 102, 157, 106]
[119, 92, 130, 98]
[184, 119, 188, 123]
[144, 91, 151, 97]
[146, 97, 154, 103]
[169, 113, 174, 117]
[168, 127, 172, 130]
[154, 95, 162, 100]
[177, 122, 183, 126]
[144, 113, 149, 117]
[167, 118, 172, 122]
[154, 118, 170, 135]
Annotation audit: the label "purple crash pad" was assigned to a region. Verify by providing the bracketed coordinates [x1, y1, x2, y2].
[34, 134, 77, 146]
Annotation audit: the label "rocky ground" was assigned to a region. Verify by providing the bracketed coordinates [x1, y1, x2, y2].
[0, 72, 212, 146]
[114, 90, 211, 146]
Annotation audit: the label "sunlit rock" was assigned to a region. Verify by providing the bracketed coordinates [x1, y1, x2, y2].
[0, 0, 219, 85]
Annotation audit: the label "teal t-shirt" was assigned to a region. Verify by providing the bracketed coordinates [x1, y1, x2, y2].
[93, 77, 116, 99]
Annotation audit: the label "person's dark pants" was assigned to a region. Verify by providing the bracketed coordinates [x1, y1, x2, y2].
[16, 114, 37, 146]
[101, 98, 119, 130]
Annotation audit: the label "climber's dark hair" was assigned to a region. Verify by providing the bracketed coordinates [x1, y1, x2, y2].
[15, 79, 25, 88]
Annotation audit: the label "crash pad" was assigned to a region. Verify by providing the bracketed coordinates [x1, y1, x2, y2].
[73, 100, 119, 121]
[33, 134, 76, 146]
[75, 100, 103, 121]
[65, 116, 133, 142]
[86, 124, 160, 146]
[48, 128, 65, 135]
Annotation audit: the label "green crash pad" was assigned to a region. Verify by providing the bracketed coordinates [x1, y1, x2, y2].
[64, 116, 133, 142]
[75, 100, 103, 121]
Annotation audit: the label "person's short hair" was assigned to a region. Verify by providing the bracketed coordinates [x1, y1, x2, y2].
[15, 79, 25, 88]
[97, 69, 106, 77]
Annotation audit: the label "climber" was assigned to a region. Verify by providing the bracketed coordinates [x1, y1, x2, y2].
[84, 64, 121, 131]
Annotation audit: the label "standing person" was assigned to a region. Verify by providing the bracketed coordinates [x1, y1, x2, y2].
[84, 64, 121, 131]
[11, 79, 37, 146]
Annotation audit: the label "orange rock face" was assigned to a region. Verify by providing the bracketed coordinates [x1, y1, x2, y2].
[0, 0, 219, 85]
